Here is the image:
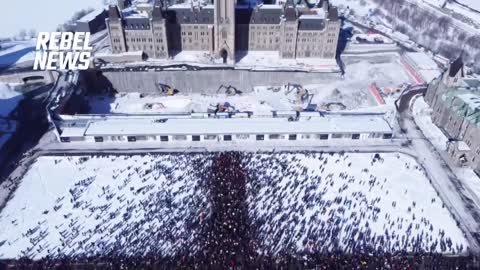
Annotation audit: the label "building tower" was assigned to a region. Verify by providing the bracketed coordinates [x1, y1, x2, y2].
[106, 5, 127, 54]
[151, 0, 169, 58]
[279, 0, 298, 59]
[444, 55, 464, 87]
[214, 0, 236, 64]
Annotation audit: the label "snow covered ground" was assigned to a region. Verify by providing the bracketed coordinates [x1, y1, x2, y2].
[244, 152, 468, 254]
[0, 154, 211, 259]
[0, 152, 469, 259]
[87, 83, 370, 115]
[87, 88, 296, 114]
[331, 0, 378, 17]
[101, 50, 339, 72]
[445, 2, 480, 25]
[412, 97, 448, 151]
[0, 0, 109, 39]
[457, 0, 480, 11]
[88, 54, 412, 115]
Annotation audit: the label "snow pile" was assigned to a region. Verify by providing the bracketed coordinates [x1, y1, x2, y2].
[87, 88, 300, 115]
[244, 152, 468, 254]
[331, 0, 378, 17]
[0, 83, 24, 117]
[0, 154, 211, 259]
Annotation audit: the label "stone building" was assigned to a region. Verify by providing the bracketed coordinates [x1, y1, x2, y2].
[425, 57, 480, 173]
[106, 0, 340, 63]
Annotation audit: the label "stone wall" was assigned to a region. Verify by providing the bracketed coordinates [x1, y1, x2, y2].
[95, 69, 340, 94]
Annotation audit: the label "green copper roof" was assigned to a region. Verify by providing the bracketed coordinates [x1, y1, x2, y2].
[442, 89, 480, 127]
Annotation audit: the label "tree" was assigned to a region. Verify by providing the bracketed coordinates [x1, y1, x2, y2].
[17, 29, 27, 40]
[29, 29, 37, 39]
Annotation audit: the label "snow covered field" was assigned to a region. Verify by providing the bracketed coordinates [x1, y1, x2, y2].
[0, 154, 211, 259]
[244, 152, 468, 254]
[87, 89, 295, 115]
[0, 152, 468, 259]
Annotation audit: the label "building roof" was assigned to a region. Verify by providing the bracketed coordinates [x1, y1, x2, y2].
[60, 115, 392, 137]
[443, 90, 480, 127]
[461, 78, 480, 89]
[108, 5, 121, 19]
[298, 16, 325, 31]
[236, 5, 282, 24]
[166, 6, 214, 24]
[78, 8, 107, 23]
[283, 0, 298, 21]
[124, 17, 151, 30]
[328, 6, 338, 20]
[152, 0, 164, 21]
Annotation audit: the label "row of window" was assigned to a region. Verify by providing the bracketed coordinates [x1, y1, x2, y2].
[126, 37, 151, 43]
[251, 31, 279, 37]
[181, 31, 210, 36]
[61, 133, 393, 143]
[251, 25, 281, 30]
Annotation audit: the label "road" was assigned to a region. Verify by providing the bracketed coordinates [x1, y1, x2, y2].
[396, 88, 480, 254]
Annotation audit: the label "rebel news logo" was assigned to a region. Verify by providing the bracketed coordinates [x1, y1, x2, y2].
[33, 32, 93, 71]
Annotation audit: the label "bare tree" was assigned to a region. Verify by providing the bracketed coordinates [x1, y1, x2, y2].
[29, 29, 37, 39]
[17, 29, 27, 40]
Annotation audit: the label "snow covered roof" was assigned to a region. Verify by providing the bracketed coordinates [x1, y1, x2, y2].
[403, 52, 441, 82]
[457, 141, 471, 151]
[77, 8, 107, 22]
[298, 15, 325, 31]
[457, 93, 480, 111]
[404, 52, 438, 70]
[443, 90, 480, 127]
[61, 115, 392, 137]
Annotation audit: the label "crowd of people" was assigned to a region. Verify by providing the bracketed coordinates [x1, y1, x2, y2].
[0, 152, 477, 268]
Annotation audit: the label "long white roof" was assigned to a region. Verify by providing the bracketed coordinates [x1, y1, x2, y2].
[61, 115, 392, 137]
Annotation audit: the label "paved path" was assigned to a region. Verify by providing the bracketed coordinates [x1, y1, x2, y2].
[395, 88, 480, 253]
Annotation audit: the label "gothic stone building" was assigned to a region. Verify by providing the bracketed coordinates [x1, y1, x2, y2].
[106, 0, 340, 63]
[425, 57, 480, 174]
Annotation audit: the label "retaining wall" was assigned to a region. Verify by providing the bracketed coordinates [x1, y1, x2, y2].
[94, 69, 341, 94]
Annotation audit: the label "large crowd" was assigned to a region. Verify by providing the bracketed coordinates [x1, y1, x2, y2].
[0, 152, 477, 269]
[242, 152, 466, 255]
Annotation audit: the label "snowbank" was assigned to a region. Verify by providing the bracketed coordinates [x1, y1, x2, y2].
[412, 97, 448, 151]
